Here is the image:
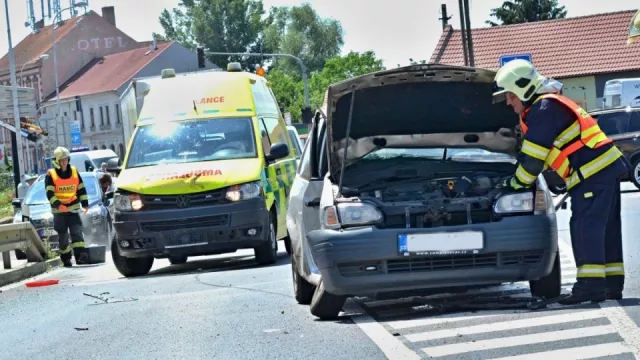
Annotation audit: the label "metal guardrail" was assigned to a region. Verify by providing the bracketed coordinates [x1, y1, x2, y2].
[0, 222, 46, 269]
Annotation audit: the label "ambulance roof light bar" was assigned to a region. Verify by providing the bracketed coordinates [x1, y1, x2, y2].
[227, 62, 242, 72]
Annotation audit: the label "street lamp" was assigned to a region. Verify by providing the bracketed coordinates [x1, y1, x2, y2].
[52, 1, 87, 148]
[20, 54, 49, 80]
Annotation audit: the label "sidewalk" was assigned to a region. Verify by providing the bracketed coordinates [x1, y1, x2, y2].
[0, 250, 62, 288]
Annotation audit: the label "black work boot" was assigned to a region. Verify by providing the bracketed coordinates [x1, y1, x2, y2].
[558, 278, 606, 305]
[63, 260, 73, 268]
[61, 253, 72, 268]
[75, 252, 89, 265]
[606, 276, 624, 301]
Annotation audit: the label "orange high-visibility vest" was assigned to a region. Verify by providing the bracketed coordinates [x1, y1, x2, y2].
[520, 94, 612, 179]
[48, 166, 79, 204]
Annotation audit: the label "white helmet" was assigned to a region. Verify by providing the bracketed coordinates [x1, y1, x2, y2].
[52, 146, 70, 169]
[492, 59, 546, 102]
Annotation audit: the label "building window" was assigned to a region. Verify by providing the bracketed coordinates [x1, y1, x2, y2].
[100, 107, 104, 126]
[119, 143, 125, 159]
[80, 111, 85, 131]
[90, 108, 95, 127]
[93, 146, 98, 150]
[115, 104, 121, 124]
[110, 144, 116, 152]
[106, 106, 111, 125]
[101, 144, 107, 150]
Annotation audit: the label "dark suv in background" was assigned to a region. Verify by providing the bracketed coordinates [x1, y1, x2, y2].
[590, 106, 640, 189]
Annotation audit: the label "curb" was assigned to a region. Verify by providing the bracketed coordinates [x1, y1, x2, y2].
[0, 258, 62, 288]
[0, 217, 13, 225]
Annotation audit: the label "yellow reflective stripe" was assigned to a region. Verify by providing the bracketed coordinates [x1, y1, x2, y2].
[71, 242, 85, 249]
[605, 262, 625, 276]
[581, 125, 602, 139]
[556, 158, 570, 177]
[509, 177, 525, 189]
[515, 165, 536, 185]
[566, 173, 580, 190]
[49, 196, 59, 204]
[584, 132, 608, 148]
[79, 195, 88, 201]
[554, 121, 580, 148]
[59, 245, 72, 254]
[521, 140, 549, 160]
[577, 264, 606, 278]
[46, 185, 55, 191]
[579, 147, 623, 180]
[545, 148, 562, 165]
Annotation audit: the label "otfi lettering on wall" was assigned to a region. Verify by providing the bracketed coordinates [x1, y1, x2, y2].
[76, 37, 127, 51]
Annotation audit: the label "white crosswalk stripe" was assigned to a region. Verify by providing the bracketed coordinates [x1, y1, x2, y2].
[350, 241, 639, 359]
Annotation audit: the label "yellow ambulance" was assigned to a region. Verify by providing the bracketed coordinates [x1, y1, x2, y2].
[108, 64, 297, 277]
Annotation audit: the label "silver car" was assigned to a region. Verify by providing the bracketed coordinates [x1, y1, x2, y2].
[286, 65, 561, 320]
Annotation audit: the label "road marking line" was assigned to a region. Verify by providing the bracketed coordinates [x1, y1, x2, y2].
[599, 301, 640, 358]
[422, 325, 616, 357]
[344, 300, 422, 360]
[405, 309, 603, 342]
[486, 342, 633, 360]
[385, 312, 506, 330]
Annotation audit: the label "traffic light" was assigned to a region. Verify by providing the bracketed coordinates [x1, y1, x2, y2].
[256, 66, 265, 76]
[75, 96, 82, 112]
[197, 47, 205, 69]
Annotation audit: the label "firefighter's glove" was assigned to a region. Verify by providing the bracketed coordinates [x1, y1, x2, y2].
[496, 176, 529, 191]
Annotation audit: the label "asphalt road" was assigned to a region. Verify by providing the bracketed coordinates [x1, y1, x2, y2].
[2, 183, 640, 360]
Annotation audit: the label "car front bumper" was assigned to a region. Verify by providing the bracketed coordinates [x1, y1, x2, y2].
[113, 198, 270, 258]
[306, 214, 558, 296]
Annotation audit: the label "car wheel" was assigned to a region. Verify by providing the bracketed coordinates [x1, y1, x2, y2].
[310, 279, 347, 320]
[284, 234, 292, 255]
[291, 255, 314, 305]
[631, 158, 640, 189]
[254, 212, 278, 265]
[529, 251, 561, 299]
[111, 240, 154, 277]
[168, 256, 188, 265]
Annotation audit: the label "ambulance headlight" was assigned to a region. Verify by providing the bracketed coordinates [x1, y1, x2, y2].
[226, 182, 261, 202]
[114, 193, 143, 211]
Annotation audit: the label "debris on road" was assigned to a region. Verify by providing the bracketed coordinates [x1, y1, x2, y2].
[25, 279, 59, 287]
[74, 327, 88, 331]
[83, 292, 138, 304]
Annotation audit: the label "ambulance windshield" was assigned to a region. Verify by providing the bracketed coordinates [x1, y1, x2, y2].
[126, 118, 257, 168]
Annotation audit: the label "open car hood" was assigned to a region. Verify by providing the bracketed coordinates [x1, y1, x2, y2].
[324, 64, 520, 177]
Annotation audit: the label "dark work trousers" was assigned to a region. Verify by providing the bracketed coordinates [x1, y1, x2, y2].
[53, 212, 86, 263]
[568, 179, 624, 295]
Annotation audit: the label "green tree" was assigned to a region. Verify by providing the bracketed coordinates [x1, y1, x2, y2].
[269, 51, 385, 120]
[156, 0, 270, 69]
[486, 0, 567, 26]
[264, 3, 344, 77]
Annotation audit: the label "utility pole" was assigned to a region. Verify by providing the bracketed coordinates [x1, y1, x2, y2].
[439, 4, 452, 30]
[463, 0, 475, 66]
[458, 0, 469, 66]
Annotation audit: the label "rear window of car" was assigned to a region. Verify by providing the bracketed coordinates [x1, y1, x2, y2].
[594, 111, 639, 135]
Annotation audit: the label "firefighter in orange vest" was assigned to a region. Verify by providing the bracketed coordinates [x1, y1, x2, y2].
[46, 146, 90, 267]
[492, 59, 629, 305]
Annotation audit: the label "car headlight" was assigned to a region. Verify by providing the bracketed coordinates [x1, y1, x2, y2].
[226, 182, 261, 201]
[321, 202, 383, 229]
[493, 192, 534, 214]
[114, 193, 143, 211]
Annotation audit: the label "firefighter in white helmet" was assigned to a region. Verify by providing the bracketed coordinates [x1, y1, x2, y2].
[493, 59, 629, 304]
[45, 146, 89, 267]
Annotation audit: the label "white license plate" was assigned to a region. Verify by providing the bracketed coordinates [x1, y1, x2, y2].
[398, 231, 483, 255]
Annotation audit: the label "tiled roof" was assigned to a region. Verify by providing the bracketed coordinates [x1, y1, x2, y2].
[46, 42, 174, 100]
[430, 10, 640, 78]
[0, 13, 91, 73]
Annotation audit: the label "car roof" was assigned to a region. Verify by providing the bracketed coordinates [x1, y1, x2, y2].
[72, 149, 118, 159]
[589, 106, 640, 115]
[36, 171, 97, 182]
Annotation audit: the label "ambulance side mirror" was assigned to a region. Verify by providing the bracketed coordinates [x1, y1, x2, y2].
[266, 142, 290, 162]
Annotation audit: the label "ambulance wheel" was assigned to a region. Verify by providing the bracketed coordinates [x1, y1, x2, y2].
[310, 279, 346, 320]
[111, 240, 154, 277]
[530, 251, 561, 299]
[255, 212, 278, 265]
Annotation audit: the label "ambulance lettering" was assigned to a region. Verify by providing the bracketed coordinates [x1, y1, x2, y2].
[144, 169, 222, 182]
[196, 96, 225, 104]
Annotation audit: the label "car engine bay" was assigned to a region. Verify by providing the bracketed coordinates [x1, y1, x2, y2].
[353, 172, 527, 229]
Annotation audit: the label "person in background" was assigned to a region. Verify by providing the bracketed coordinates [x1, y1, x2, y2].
[100, 162, 108, 172]
[99, 173, 114, 232]
[46, 146, 89, 267]
[492, 59, 629, 304]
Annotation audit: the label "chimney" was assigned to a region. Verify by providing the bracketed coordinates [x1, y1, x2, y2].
[101, 6, 115, 27]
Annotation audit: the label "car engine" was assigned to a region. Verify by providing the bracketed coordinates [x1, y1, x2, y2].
[358, 173, 509, 229]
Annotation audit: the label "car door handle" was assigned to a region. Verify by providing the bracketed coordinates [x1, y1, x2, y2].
[304, 197, 320, 207]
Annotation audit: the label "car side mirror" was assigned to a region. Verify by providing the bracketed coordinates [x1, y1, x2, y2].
[106, 158, 121, 175]
[11, 198, 21, 208]
[266, 142, 290, 162]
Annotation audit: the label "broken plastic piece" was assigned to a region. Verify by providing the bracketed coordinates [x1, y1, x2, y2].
[25, 279, 59, 287]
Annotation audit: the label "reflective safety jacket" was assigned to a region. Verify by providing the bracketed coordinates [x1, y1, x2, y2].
[515, 94, 624, 191]
[45, 166, 89, 214]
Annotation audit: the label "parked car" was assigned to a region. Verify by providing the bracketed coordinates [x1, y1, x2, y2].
[13, 172, 112, 259]
[590, 106, 640, 188]
[287, 125, 304, 168]
[286, 65, 561, 320]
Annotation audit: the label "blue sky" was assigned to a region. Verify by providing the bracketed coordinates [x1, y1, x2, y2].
[0, 0, 637, 69]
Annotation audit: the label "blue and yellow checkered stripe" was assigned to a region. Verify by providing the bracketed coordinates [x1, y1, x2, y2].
[260, 159, 297, 216]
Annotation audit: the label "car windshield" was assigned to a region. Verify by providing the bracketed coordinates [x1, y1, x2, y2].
[288, 129, 302, 158]
[360, 148, 515, 163]
[24, 175, 101, 205]
[126, 118, 257, 168]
